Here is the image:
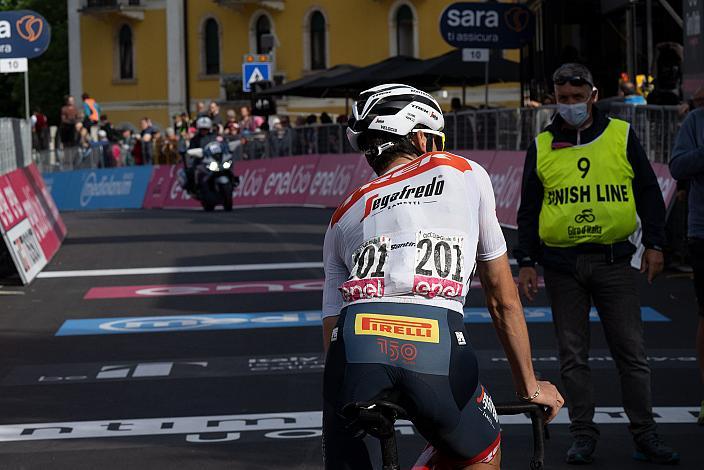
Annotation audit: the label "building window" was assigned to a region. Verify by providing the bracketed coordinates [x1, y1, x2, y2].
[255, 14, 271, 54]
[204, 18, 220, 75]
[395, 5, 414, 56]
[118, 24, 134, 80]
[310, 11, 327, 70]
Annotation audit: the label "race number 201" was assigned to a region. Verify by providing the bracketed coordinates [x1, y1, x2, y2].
[340, 236, 390, 302]
[413, 231, 465, 299]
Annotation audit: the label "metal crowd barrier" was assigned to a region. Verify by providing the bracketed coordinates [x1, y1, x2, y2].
[0, 118, 32, 174]
[18, 104, 684, 173]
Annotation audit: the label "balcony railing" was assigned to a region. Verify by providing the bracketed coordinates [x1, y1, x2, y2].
[81, 0, 144, 19]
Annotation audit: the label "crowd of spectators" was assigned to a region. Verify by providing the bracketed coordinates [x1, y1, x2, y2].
[47, 96, 346, 168]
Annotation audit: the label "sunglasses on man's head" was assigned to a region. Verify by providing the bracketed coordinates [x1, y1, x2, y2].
[554, 76, 594, 88]
[412, 128, 446, 151]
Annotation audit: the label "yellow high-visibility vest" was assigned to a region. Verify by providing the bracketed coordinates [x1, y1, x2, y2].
[536, 118, 637, 247]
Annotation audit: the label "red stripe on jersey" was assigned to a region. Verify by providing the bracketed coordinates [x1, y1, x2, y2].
[330, 152, 472, 226]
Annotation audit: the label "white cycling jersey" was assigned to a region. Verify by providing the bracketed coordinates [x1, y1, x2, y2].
[322, 151, 506, 318]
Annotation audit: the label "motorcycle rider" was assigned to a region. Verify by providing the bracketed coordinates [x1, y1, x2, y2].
[183, 116, 216, 192]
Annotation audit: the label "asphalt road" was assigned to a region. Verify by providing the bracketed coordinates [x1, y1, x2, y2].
[0, 208, 701, 470]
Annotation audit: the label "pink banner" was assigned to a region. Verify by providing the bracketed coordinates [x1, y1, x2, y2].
[24, 164, 67, 240]
[488, 151, 525, 229]
[651, 162, 678, 208]
[0, 173, 25, 232]
[454, 150, 496, 172]
[0, 164, 66, 284]
[7, 168, 62, 260]
[141, 153, 678, 231]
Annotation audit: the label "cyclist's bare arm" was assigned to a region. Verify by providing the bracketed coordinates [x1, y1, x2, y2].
[477, 254, 563, 421]
[323, 316, 337, 353]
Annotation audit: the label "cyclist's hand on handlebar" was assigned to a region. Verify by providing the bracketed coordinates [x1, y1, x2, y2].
[531, 380, 564, 424]
[518, 267, 539, 302]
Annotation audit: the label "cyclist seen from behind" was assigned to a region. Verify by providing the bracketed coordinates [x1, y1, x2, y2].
[322, 84, 564, 469]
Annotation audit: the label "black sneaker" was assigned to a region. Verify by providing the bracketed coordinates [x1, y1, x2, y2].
[633, 433, 680, 465]
[566, 435, 597, 464]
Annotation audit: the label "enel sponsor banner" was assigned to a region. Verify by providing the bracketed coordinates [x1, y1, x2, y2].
[0, 164, 66, 284]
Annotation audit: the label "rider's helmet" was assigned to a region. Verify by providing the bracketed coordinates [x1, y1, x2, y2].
[346, 83, 445, 174]
[196, 116, 213, 131]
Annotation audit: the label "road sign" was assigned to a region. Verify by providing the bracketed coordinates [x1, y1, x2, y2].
[462, 48, 489, 62]
[0, 10, 51, 59]
[439, 3, 534, 49]
[0, 57, 27, 73]
[242, 58, 272, 93]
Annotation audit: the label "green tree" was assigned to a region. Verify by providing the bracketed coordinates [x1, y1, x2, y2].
[0, 0, 68, 125]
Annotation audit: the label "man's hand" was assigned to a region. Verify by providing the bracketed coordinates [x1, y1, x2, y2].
[518, 267, 539, 301]
[529, 380, 564, 423]
[640, 248, 664, 284]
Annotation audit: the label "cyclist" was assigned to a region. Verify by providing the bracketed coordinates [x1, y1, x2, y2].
[322, 84, 564, 469]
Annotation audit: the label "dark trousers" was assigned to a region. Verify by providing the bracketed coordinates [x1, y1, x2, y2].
[544, 255, 656, 440]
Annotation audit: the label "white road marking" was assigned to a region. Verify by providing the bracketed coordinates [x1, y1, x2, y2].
[37, 262, 325, 279]
[39, 258, 517, 279]
[0, 407, 697, 442]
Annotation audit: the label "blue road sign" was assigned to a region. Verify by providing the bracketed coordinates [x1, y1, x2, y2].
[439, 3, 534, 49]
[242, 62, 271, 92]
[0, 10, 51, 59]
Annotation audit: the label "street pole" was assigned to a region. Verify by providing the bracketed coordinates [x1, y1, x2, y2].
[24, 69, 31, 161]
[484, 57, 490, 108]
[646, 0, 653, 76]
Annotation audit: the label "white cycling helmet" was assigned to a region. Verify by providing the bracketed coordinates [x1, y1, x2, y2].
[346, 83, 445, 156]
[196, 116, 213, 130]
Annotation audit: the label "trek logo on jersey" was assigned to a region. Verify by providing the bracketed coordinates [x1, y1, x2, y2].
[362, 176, 445, 221]
[354, 313, 439, 343]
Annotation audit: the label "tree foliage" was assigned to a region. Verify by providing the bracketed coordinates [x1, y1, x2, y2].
[0, 0, 68, 124]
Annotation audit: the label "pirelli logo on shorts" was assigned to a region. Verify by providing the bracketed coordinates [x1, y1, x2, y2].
[354, 314, 439, 343]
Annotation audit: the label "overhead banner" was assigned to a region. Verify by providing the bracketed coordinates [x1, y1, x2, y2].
[0, 164, 66, 284]
[0, 10, 51, 59]
[439, 3, 534, 49]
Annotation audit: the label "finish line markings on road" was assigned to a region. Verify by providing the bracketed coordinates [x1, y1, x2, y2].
[37, 262, 325, 279]
[38, 260, 519, 279]
[0, 407, 697, 443]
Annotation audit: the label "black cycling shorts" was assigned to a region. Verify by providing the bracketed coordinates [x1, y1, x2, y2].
[322, 302, 500, 470]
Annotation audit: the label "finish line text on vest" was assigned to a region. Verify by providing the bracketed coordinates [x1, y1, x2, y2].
[546, 184, 630, 206]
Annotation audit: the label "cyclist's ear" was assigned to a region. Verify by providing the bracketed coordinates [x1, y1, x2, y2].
[409, 130, 426, 155]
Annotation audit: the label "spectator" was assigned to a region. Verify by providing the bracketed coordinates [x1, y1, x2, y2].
[224, 109, 240, 136]
[119, 128, 136, 166]
[99, 114, 116, 141]
[335, 114, 348, 125]
[195, 101, 207, 118]
[239, 106, 259, 134]
[515, 63, 677, 464]
[209, 101, 223, 129]
[81, 92, 101, 132]
[161, 127, 180, 164]
[669, 101, 704, 426]
[59, 95, 78, 159]
[153, 129, 164, 164]
[140, 117, 155, 165]
[268, 117, 293, 157]
[621, 81, 647, 105]
[320, 112, 333, 124]
[31, 108, 49, 151]
[97, 130, 113, 168]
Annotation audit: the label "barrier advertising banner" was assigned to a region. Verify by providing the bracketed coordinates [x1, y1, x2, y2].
[46, 166, 154, 211]
[0, 164, 66, 284]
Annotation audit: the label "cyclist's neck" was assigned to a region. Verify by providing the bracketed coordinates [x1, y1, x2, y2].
[380, 154, 416, 175]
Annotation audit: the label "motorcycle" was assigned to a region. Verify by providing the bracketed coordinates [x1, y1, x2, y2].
[179, 141, 239, 211]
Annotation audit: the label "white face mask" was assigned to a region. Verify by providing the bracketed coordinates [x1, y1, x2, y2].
[558, 101, 590, 128]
